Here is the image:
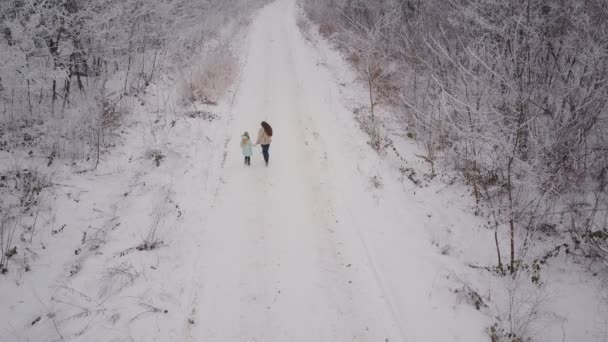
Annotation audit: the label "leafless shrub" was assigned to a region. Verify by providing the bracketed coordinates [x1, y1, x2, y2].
[567, 191, 608, 268]
[135, 240, 164, 251]
[454, 284, 488, 311]
[303, 0, 608, 277]
[440, 245, 451, 256]
[353, 106, 391, 153]
[489, 276, 549, 342]
[184, 110, 219, 122]
[0, 169, 48, 274]
[369, 175, 383, 189]
[303, 3, 608, 338]
[98, 263, 140, 299]
[53, 285, 107, 328]
[1, 0, 269, 170]
[432, 229, 453, 256]
[131, 302, 168, 322]
[145, 149, 166, 167]
[399, 166, 421, 187]
[488, 322, 528, 342]
[178, 45, 237, 106]
[138, 189, 175, 251]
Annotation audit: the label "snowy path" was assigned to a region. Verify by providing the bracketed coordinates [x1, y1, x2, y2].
[185, 1, 403, 341]
[185, 1, 401, 340]
[184, 0, 485, 341]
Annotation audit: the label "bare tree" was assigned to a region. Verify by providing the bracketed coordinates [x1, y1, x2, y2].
[303, 0, 608, 279]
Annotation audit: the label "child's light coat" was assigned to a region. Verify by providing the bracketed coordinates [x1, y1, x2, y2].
[241, 138, 254, 157]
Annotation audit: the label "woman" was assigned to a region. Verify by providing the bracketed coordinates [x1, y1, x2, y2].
[255, 121, 273, 166]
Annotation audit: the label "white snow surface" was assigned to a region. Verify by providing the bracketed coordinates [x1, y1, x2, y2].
[2, 0, 607, 341]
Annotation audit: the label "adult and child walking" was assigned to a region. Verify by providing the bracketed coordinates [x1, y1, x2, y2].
[240, 121, 273, 166]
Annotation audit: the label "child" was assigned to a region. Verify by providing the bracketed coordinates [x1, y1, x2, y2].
[240, 132, 253, 166]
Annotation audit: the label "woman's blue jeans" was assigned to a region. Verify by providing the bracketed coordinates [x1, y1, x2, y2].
[261, 144, 270, 164]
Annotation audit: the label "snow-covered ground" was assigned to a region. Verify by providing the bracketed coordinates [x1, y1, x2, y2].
[1, 0, 607, 341]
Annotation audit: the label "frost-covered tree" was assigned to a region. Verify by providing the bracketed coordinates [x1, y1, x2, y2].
[303, 0, 608, 274]
[0, 0, 268, 275]
[0, 0, 262, 161]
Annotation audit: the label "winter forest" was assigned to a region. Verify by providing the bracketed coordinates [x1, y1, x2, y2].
[1, 0, 607, 341]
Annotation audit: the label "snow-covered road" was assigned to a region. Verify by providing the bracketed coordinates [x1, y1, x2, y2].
[183, 0, 486, 341]
[187, 0, 404, 340]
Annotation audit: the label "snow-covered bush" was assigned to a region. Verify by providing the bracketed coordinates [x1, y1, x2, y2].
[303, 0, 608, 337]
[0, 0, 268, 166]
[303, 0, 608, 274]
[0, 168, 48, 274]
[0, 0, 270, 282]
[178, 45, 237, 106]
[353, 106, 391, 153]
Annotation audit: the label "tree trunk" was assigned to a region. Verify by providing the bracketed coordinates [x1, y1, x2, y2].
[95, 126, 101, 169]
[62, 77, 71, 110]
[368, 70, 374, 123]
[494, 227, 503, 272]
[27, 79, 33, 117]
[52, 79, 57, 115]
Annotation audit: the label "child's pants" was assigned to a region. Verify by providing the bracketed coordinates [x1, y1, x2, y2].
[244, 156, 251, 165]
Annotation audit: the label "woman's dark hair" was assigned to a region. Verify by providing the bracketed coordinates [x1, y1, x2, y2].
[261, 121, 273, 137]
